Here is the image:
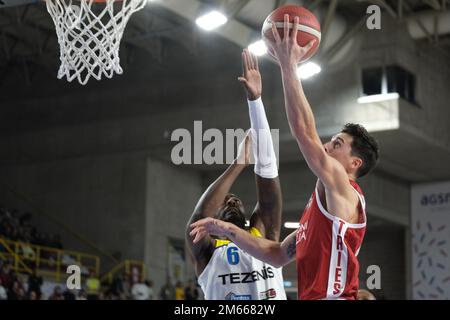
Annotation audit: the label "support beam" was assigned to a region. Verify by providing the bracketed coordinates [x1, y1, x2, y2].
[423, 0, 441, 10]
[155, 0, 255, 49]
[370, 0, 397, 18]
[434, 12, 439, 41]
[320, 0, 338, 48]
[402, 0, 434, 42]
[227, 0, 251, 19]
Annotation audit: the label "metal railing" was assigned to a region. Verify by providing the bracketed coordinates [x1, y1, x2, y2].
[0, 237, 100, 282]
[100, 260, 146, 284]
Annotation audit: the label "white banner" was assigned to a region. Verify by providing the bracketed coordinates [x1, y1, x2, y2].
[411, 181, 450, 299]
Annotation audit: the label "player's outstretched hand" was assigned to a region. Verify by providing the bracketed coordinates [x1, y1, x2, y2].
[190, 217, 230, 243]
[269, 14, 316, 68]
[238, 49, 262, 101]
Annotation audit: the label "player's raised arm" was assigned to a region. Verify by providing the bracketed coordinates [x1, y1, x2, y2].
[186, 134, 251, 274]
[238, 49, 282, 242]
[268, 15, 350, 193]
[190, 217, 297, 268]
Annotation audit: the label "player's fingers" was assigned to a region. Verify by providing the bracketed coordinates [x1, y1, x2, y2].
[190, 221, 199, 228]
[251, 52, 258, 70]
[193, 230, 204, 243]
[189, 226, 199, 237]
[190, 220, 205, 230]
[271, 21, 281, 45]
[254, 53, 259, 71]
[247, 50, 254, 70]
[191, 226, 206, 239]
[284, 14, 289, 40]
[238, 77, 249, 86]
[292, 16, 299, 42]
[242, 51, 249, 73]
[244, 49, 253, 71]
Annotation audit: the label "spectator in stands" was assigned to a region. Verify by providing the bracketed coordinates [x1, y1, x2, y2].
[184, 279, 199, 300]
[0, 261, 14, 290]
[175, 280, 185, 300]
[77, 289, 88, 300]
[146, 280, 155, 300]
[28, 269, 43, 299]
[16, 286, 27, 300]
[28, 290, 38, 300]
[9, 279, 25, 300]
[0, 278, 7, 300]
[86, 270, 100, 300]
[63, 288, 76, 300]
[48, 286, 64, 300]
[110, 274, 125, 297]
[159, 276, 175, 300]
[21, 240, 36, 262]
[131, 279, 154, 300]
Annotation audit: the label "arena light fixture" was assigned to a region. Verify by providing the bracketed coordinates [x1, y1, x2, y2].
[195, 10, 228, 31]
[248, 40, 268, 56]
[297, 62, 321, 80]
[283, 280, 293, 287]
[284, 222, 300, 229]
[357, 93, 400, 104]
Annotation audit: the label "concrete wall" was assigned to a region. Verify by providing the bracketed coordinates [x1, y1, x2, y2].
[358, 219, 407, 300]
[144, 158, 202, 292]
[0, 151, 147, 270]
[360, 15, 450, 146]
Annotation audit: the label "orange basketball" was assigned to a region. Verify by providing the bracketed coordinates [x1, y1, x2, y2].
[262, 5, 321, 63]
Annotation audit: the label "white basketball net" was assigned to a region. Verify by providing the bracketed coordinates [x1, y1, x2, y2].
[46, 0, 147, 85]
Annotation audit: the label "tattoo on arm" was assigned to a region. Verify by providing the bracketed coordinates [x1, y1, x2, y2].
[286, 237, 296, 259]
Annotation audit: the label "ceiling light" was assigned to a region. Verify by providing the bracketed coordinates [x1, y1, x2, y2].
[248, 40, 267, 56]
[284, 222, 299, 229]
[196, 10, 228, 31]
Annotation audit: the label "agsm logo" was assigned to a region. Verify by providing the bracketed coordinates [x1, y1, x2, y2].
[420, 192, 450, 206]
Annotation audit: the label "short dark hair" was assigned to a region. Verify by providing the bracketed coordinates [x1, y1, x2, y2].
[341, 123, 379, 178]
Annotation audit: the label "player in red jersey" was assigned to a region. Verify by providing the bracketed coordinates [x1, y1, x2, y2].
[190, 15, 379, 300]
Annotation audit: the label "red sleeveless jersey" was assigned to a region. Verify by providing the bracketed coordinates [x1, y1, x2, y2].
[296, 180, 366, 300]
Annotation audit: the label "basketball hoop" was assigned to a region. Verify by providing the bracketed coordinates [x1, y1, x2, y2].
[45, 0, 147, 85]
